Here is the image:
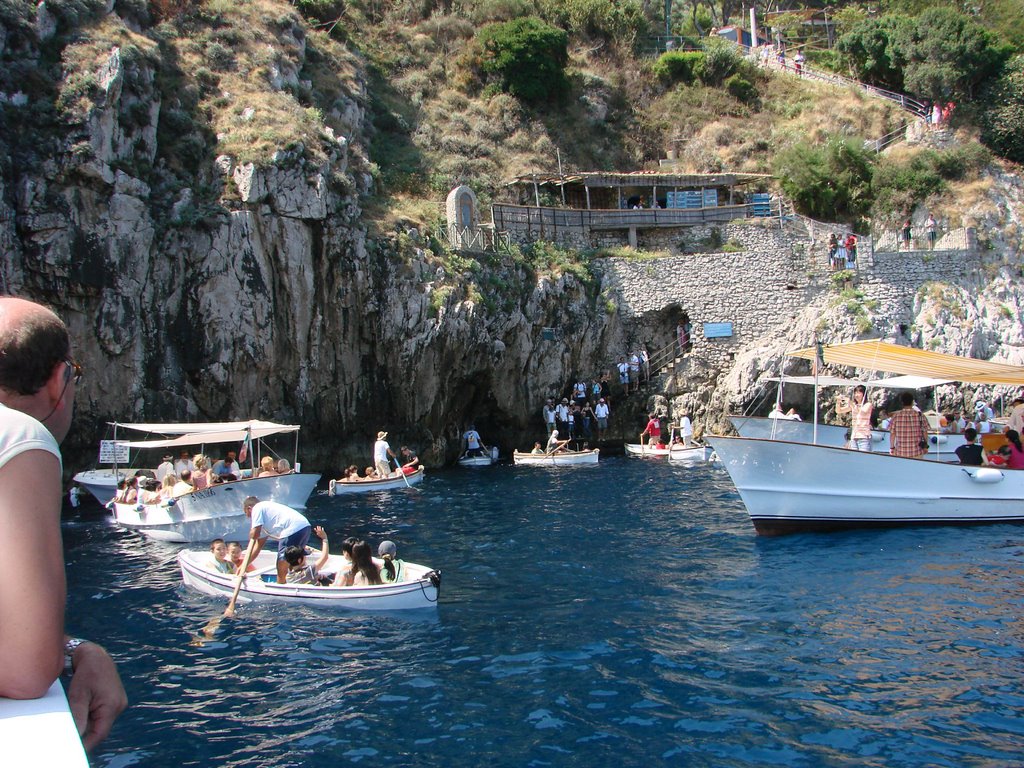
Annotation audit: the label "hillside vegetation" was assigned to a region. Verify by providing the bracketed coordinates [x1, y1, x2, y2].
[2, 0, 1021, 238]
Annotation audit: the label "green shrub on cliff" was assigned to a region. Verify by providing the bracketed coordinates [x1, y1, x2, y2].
[474, 16, 569, 103]
[652, 51, 704, 85]
[979, 55, 1024, 164]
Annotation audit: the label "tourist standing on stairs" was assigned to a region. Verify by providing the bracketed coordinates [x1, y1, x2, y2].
[543, 398, 556, 435]
[925, 213, 937, 249]
[595, 398, 610, 441]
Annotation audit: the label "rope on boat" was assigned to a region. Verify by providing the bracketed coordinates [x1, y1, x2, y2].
[418, 570, 442, 603]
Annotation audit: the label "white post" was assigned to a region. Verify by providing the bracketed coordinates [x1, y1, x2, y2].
[750, 7, 758, 48]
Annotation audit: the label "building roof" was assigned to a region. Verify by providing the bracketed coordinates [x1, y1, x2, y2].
[505, 171, 772, 188]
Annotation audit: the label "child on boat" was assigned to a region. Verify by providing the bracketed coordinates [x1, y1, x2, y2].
[378, 540, 405, 584]
[209, 539, 234, 574]
[227, 541, 256, 573]
[283, 525, 332, 585]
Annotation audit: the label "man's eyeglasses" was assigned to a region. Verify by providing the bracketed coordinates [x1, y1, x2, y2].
[65, 359, 83, 385]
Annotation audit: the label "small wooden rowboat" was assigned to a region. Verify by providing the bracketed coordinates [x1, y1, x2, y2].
[512, 448, 599, 466]
[178, 549, 441, 610]
[328, 467, 425, 495]
[457, 447, 499, 467]
[624, 443, 671, 457]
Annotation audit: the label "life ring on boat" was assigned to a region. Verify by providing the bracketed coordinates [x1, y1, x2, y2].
[966, 467, 1004, 483]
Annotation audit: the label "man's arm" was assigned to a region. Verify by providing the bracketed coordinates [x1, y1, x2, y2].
[0, 450, 66, 698]
[66, 640, 127, 751]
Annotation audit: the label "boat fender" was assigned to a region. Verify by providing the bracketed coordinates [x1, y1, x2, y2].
[929, 434, 948, 445]
[965, 467, 1004, 484]
[164, 498, 176, 508]
[871, 431, 885, 442]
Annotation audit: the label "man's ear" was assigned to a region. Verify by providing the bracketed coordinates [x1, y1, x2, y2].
[42, 360, 67, 406]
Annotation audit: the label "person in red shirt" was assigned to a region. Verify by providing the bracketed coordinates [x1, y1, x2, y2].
[640, 413, 662, 446]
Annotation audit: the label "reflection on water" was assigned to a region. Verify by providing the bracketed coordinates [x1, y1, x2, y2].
[63, 458, 1024, 767]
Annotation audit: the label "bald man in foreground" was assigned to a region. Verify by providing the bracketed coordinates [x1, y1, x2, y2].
[0, 296, 126, 750]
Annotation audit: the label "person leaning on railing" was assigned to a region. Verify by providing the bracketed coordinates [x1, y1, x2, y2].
[0, 297, 126, 750]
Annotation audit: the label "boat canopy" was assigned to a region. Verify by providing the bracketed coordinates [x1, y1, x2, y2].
[109, 421, 300, 449]
[768, 374, 952, 389]
[788, 340, 1024, 386]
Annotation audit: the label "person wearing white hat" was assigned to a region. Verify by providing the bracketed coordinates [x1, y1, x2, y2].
[155, 453, 175, 482]
[373, 430, 397, 477]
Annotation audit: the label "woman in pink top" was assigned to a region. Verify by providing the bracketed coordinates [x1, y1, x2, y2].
[1001, 430, 1024, 469]
[837, 385, 873, 452]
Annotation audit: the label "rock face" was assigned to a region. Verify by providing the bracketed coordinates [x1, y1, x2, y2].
[0, 7, 631, 473]
[2, 7, 1023, 479]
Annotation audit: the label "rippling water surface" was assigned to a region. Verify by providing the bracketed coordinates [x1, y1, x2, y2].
[64, 458, 1024, 767]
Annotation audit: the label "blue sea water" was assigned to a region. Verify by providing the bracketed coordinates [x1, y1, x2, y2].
[63, 457, 1024, 767]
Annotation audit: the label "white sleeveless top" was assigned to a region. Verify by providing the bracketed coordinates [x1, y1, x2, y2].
[0, 403, 61, 470]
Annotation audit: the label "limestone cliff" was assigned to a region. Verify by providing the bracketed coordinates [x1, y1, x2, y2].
[0, 4, 632, 473]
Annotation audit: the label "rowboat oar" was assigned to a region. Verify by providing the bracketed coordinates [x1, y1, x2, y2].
[393, 457, 418, 491]
[223, 537, 258, 618]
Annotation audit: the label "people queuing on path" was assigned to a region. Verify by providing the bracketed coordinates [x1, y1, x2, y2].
[901, 218, 913, 251]
[925, 213, 937, 250]
[543, 397, 556, 435]
[0, 296, 126, 750]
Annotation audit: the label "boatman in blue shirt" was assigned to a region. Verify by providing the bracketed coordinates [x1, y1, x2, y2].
[242, 496, 312, 584]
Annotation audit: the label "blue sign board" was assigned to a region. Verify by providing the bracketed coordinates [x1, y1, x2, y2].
[703, 322, 733, 339]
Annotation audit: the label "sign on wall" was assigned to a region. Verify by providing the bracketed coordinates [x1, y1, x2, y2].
[703, 322, 734, 339]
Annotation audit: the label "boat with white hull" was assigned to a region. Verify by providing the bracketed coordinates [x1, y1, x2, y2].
[113, 473, 320, 542]
[328, 467, 425, 495]
[102, 420, 319, 542]
[626, 442, 713, 465]
[667, 444, 714, 465]
[711, 339, 1024, 535]
[705, 435, 1024, 535]
[457, 447, 499, 467]
[178, 549, 440, 610]
[513, 449, 599, 466]
[729, 416, 968, 457]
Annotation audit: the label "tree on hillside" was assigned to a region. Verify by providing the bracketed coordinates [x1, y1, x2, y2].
[774, 138, 874, 221]
[894, 7, 1009, 101]
[476, 16, 569, 104]
[979, 55, 1024, 164]
[836, 15, 908, 91]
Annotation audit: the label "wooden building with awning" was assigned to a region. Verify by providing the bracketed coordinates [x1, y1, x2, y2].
[504, 170, 771, 211]
[492, 170, 776, 248]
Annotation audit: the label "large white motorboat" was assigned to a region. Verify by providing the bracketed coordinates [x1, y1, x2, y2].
[728, 416, 970, 457]
[710, 340, 1024, 535]
[178, 549, 440, 610]
[101, 421, 320, 542]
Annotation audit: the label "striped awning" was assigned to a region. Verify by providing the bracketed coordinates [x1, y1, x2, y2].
[788, 340, 1024, 386]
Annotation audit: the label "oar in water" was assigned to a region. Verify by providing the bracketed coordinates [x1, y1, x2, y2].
[223, 537, 258, 618]
[393, 457, 418, 490]
[191, 537, 258, 644]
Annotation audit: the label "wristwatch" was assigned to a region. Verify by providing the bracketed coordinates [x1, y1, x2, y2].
[64, 637, 87, 674]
